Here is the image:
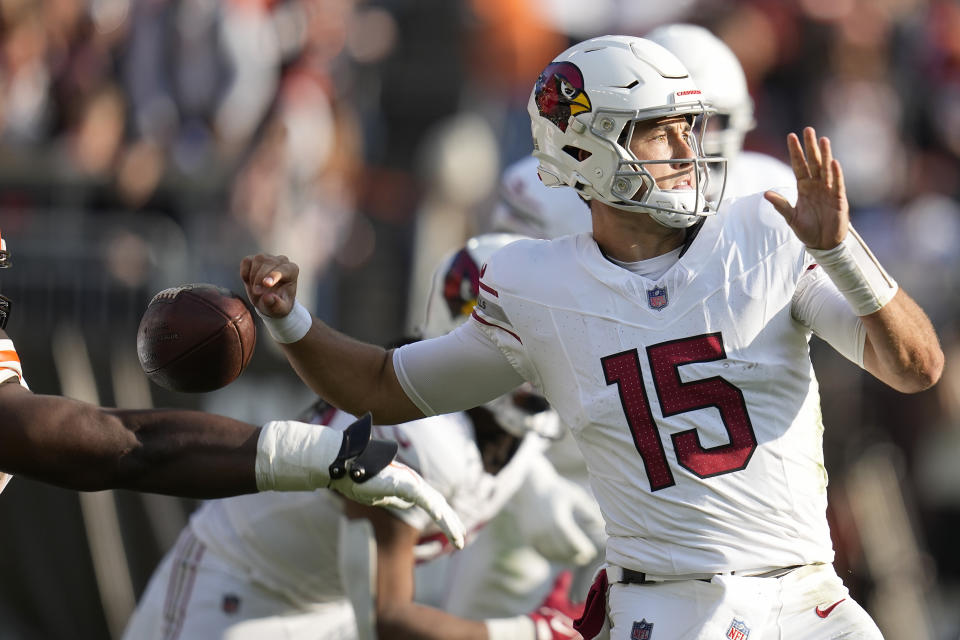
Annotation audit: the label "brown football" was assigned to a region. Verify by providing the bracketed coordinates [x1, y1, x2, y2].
[137, 284, 257, 393]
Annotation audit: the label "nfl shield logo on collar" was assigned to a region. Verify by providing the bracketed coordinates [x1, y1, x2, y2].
[631, 619, 653, 640]
[647, 286, 668, 310]
[726, 618, 750, 640]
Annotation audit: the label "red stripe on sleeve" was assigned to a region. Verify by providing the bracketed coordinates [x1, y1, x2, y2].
[471, 310, 522, 344]
[478, 281, 499, 297]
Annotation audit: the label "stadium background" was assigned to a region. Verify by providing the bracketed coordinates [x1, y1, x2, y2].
[0, 0, 959, 637]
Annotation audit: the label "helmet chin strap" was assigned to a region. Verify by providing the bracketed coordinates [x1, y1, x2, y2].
[604, 187, 706, 229]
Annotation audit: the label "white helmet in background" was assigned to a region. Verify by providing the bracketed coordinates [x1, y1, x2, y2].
[645, 24, 755, 161]
[490, 156, 592, 240]
[419, 233, 562, 439]
[528, 34, 726, 229]
[418, 233, 525, 340]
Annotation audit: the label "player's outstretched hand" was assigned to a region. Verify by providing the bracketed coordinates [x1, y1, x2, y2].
[764, 126, 849, 251]
[240, 253, 299, 318]
[331, 461, 466, 550]
[527, 571, 585, 640]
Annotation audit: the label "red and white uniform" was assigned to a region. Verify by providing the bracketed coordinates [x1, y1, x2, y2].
[394, 191, 882, 638]
[444, 151, 801, 619]
[122, 410, 542, 640]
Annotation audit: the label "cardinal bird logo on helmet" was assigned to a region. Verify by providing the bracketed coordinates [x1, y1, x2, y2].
[442, 248, 481, 320]
[535, 61, 592, 132]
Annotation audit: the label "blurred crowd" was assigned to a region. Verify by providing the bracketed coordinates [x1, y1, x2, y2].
[1, 0, 960, 638]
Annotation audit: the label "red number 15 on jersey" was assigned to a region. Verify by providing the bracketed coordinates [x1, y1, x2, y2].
[601, 333, 757, 491]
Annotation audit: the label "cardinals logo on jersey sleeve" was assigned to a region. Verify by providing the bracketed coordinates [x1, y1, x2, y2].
[535, 61, 592, 132]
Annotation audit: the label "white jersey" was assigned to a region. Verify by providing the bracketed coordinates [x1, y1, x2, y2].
[189, 409, 540, 606]
[724, 150, 796, 201]
[467, 192, 834, 576]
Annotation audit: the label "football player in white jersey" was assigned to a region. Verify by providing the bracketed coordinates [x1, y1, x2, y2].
[240, 35, 943, 640]
[455, 24, 803, 620]
[122, 234, 587, 640]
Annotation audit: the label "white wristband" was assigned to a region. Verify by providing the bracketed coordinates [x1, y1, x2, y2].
[805, 227, 898, 316]
[485, 616, 536, 640]
[254, 420, 343, 491]
[258, 300, 312, 344]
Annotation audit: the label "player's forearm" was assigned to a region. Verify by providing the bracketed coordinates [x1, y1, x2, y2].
[804, 227, 944, 392]
[104, 408, 260, 497]
[860, 289, 944, 393]
[0, 385, 259, 495]
[279, 317, 424, 424]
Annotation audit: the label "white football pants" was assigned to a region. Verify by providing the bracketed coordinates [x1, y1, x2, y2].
[606, 563, 882, 640]
[122, 527, 356, 640]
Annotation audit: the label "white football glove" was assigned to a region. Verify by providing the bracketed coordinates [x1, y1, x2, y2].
[508, 455, 604, 566]
[331, 460, 465, 549]
[255, 414, 465, 549]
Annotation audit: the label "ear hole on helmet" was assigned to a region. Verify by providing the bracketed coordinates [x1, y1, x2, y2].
[566, 146, 591, 162]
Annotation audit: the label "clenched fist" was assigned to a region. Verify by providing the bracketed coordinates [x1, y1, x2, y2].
[240, 253, 300, 319]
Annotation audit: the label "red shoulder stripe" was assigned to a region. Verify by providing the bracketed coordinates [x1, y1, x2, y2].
[471, 310, 522, 344]
[478, 281, 499, 297]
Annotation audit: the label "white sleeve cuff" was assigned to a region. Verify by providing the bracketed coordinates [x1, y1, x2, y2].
[805, 227, 898, 316]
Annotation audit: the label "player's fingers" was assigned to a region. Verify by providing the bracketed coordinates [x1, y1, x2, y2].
[803, 127, 822, 177]
[239, 256, 252, 283]
[368, 495, 414, 509]
[403, 478, 466, 549]
[427, 499, 466, 550]
[832, 158, 846, 200]
[785, 133, 808, 180]
[362, 462, 466, 548]
[255, 260, 297, 291]
[819, 136, 834, 189]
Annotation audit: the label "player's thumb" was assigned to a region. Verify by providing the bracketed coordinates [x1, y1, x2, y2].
[764, 190, 794, 221]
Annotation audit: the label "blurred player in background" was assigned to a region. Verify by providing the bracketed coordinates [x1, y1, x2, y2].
[488, 155, 592, 239]
[122, 234, 589, 640]
[241, 34, 942, 639]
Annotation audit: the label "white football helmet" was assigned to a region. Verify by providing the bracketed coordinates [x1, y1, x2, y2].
[419, 233, 562, 439]
[528, 34, 726, 229]
[489, 155, 592, 240]
[645, 24, 755, 161]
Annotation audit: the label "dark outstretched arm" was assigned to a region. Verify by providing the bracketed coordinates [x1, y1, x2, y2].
[0, 382, 259, 498]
